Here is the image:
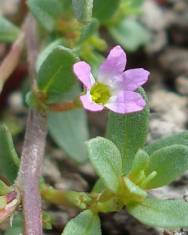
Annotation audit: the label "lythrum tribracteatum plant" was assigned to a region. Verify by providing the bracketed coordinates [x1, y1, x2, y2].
[0, 0, 188, 234]
[60, 46, 188, 234]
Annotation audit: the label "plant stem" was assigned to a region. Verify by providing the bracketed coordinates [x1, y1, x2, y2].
[17, 110, 47, 235]
[0, 33, 25, 93]
[16, 15, 47, 235]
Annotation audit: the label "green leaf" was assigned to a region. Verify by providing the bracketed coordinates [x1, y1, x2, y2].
[62, 210, 101, 235]
[72, 0, 93, 22]
[123, 177, 147, 202]
[93, 0, 120, 23]
[0, 125, 19, 183]
[128, 197, 188, 229]
[87, 137, 122, 192]
[37, 39, 64, 72]
[37, 46, 77, 102]
[145, 131, 188, 155]
[128, 149, 149, 180]
[0, 180, 12, 195]
[145, 144, 188, 189]
[0, 16, 20, 43]
[27, 0, 63, 31]
[48, 85, 89, 163]
[106, 88, 149, 174]
[110, 18, 151, 51]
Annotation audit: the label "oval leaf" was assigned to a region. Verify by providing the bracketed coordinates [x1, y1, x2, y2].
[87, 137, 122, 192]
[145, 145, 188, 189]
[48, 109, 89, 163]
[128, 149, 149, 181]
[48, 85, 89, 163]
[0, 125, 19, 183]
[106, 88, 149, 174]
[37, 46, 77, 102]
[62, 210, 101, 235]
[128, 197, 188, 229]
[27, 0, 63, 31]
[110, 18, 151, 52]
[145, 131, 188, 155]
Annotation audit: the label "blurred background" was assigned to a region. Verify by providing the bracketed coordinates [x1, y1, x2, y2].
[0, 0, 188, 234]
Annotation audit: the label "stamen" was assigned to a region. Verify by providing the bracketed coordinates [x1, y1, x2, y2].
[90, 83, 111, 104]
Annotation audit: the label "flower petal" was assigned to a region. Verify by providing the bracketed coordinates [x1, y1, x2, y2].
[105, 91, 145, 114]
[73, 61, 94, 89]
[122, 68, 150, 91]
[80, 93, 104, 111]
[99, 46, 127, 77]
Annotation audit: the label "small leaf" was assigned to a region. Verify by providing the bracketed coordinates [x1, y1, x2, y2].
[87, 137, 122, 192]
[48, 85, 89, 163]
[128, 149, 149, 181]
[123, 177, 147, 203]
[145, 145, 188, 189]
[72, 0, 93, 22]
[62, 210, 101, 235]
[0, 125, 19, 183]
[0, 16, 20, 43]
[145, 131, 188, 155]
[27, 0, 63, 31]
[106, 88, 149, 174]
[37, 46, 77, 102]
[128, 197, 188, 229]
[93, 0, 120, 23]
[110, 18, 151, 51]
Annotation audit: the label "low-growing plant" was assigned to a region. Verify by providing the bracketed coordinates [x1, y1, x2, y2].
[0, 1, 188, 235]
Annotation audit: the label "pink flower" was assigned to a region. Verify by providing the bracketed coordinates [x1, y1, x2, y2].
[73, 45, 150, 114]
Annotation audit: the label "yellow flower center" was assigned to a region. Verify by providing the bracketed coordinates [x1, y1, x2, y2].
[90, 83, 111, 104]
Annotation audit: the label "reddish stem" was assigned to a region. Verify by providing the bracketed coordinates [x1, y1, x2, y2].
[17, 110, 47, 235]
[48, 100, 80, 112]
[16, 15, 47, 235]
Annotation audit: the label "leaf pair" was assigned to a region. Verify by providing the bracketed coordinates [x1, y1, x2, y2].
[86, 135, 188, 229]
[85, 87, 188, 230]
[87, 137, 188, 191]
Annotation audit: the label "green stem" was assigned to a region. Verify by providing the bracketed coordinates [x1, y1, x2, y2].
[41, 184, 122, 213]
